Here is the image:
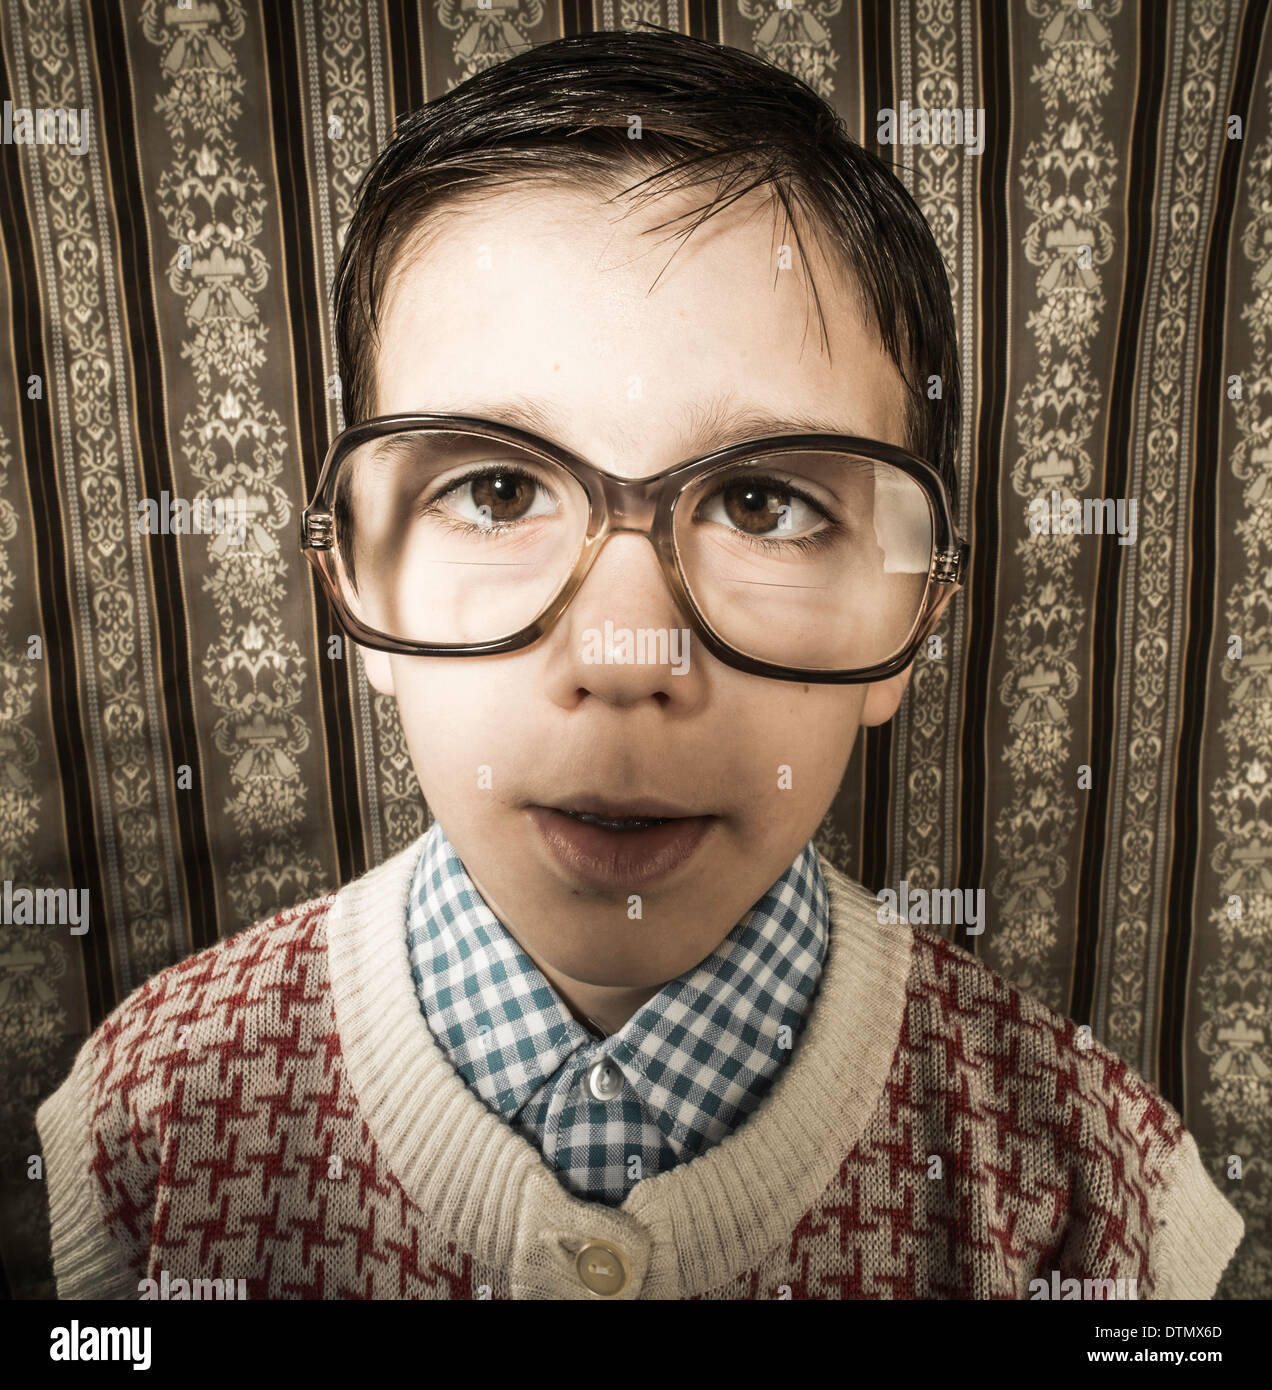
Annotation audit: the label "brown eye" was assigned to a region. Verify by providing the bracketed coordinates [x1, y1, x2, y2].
[719, 481, 792, 535]
[469, 471, 537, 522]
[424, 465, 558, 529]
[695, 472, 828, 542]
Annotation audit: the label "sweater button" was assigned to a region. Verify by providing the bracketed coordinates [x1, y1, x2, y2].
[574, 1239, 631, 1297]
[583, 1057, 623, 1101]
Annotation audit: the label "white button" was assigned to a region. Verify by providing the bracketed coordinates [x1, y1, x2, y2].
[575, 1238, 631, 1296]
[583, 1057, 623, 1101]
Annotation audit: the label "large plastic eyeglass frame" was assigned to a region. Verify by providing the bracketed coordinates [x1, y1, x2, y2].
[301, 413, 971, 685]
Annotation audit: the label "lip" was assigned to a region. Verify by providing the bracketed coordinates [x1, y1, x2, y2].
[539, 795, 704, 820]
[527, 805, 715, 891]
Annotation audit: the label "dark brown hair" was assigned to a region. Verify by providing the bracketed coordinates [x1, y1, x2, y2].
[331, 25, 961, 503]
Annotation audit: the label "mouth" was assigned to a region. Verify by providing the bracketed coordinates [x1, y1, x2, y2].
[542, 795, 702, 821]
[526, 801, 716, 890]
[549, 808, 675, 831]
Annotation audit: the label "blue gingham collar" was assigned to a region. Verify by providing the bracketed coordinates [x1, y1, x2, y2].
[405, 817, 829, 1161]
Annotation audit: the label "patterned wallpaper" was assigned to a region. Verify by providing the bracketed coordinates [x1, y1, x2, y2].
[0, 0, 1267, 1300]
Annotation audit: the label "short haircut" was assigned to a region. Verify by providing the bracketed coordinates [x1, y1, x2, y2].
[331, 25, 961, 504]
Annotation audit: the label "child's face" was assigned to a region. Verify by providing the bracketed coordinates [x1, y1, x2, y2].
[362, 181, 921, 995]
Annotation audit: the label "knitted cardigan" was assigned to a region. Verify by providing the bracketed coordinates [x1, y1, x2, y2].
[36, 833, 1244, 1300]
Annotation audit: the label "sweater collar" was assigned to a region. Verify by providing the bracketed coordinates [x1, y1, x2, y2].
[404, 818, 828, 1180]
[326, 827, 913, 1297]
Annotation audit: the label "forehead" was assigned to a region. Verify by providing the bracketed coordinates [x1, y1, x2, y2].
[373, 183, 908, 473]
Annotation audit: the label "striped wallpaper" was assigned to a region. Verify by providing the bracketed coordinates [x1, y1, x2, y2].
[0, 0, 1267, 1299]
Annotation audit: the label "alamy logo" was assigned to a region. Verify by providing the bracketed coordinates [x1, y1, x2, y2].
[876, 880, 985, 933]
[1, 881, 88, 934]
[1029, 1271, 1139, 1300]
[1027, 491, 1138, 545]
[877, 102, 986, 155]
[136, 491, 247, 540]
[2, 100, 91, 155]
[581, 621, 691, 676]
[138, 1269, 249, 1299]
[50, 1322, 151, 1370]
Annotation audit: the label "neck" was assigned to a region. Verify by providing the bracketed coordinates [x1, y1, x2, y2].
[464, 862, 665, 1037]
[556, 979, 663, 1039]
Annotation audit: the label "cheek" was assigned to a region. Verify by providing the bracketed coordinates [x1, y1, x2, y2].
[390, 659, 531, 799]
[791, 689, 863, 761]
[389, 663, 471, 782]
[737, 685, 863, 791]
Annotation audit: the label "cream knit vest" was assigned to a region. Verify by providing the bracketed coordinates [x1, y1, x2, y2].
[36, 832, 1243, 1299]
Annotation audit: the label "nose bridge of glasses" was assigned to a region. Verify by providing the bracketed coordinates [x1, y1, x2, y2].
[594, 470, 663, 534]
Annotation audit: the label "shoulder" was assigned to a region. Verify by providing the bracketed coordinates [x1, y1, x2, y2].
[33, 891, 339, 1297]
[96, 891, 338, 1094]
[902, 925, 1245, 1297]
[903, 923, 1184, 1152]
[44, 890, 339, 1140]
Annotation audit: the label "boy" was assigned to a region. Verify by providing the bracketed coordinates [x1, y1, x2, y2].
[37, 28, 1242, 1300]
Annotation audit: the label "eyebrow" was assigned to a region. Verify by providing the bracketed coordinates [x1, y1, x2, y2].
[435, 391, 878, 462]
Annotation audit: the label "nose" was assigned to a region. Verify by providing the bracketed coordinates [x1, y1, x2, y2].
[539, 528, 707, 709]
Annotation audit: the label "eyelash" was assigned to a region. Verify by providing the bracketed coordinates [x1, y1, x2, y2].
[417, 465, 845, 552]
[415, 466, 545, 541]
[716, 474, 844, 554]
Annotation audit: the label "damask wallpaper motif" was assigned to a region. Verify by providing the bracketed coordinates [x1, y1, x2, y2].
[0, 0, 1267, 1299]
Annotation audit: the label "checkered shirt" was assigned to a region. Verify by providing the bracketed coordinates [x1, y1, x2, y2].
[405, 817, 829, 1206]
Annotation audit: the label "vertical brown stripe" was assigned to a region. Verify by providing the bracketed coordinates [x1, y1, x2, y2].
[385, 0, 425, 125]
[261, 0, 364, 887]
[857, 724, 892, 895]
[1071, 0, 1168, 1027]
[0, 18, 111, 1027]
[685, 1, 720, 42]
[855, 0, 893, 894]
[88, 0, 218, 954]
[861, 1, 891, 165]
[958, 0, 1012, 951]
[1160, 0, 1270, 1102]
[560, 1, 595, 35]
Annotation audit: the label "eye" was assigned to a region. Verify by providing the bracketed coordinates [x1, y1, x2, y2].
[430, 466, 558, 527]
[695, 474, 829, 539]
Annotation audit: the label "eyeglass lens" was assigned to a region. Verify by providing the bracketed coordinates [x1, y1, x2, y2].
[329, 428, 934, 671]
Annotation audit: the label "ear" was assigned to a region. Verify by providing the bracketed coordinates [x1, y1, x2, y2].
[360, 644, 396, 697]
[859, 665, 914, 726]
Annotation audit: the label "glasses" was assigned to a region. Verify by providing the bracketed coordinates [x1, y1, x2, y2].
[301, 414, 970, 684]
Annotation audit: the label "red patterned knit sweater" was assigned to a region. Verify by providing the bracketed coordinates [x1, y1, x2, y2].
[36, 835, 1243, 1300]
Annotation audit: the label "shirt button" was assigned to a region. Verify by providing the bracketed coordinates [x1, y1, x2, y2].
[583, 1057, 623, 1102]
[574, 1239, 631, 1297]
